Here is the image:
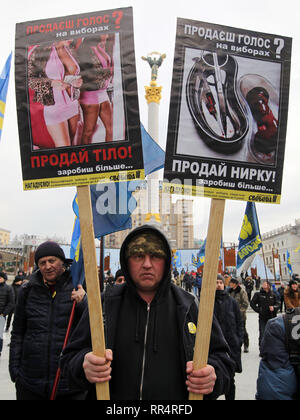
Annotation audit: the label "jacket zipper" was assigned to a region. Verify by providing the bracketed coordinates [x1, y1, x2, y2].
[139, 302, 150, 400]
[47, 288, 56, 396]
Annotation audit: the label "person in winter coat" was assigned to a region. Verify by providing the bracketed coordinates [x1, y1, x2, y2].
[9, 241, 87, 400]
[250, 281, 280, 350]
[194, 272, 202, 299]
[183, 271, 193, 293]
[0, 271, 14, 356]
[256, 307, 300, 400]
[229, 278, 250, 353]
[284, 280, 300, 310]
[277, 283, 286, 313]
[5, 272, 25, 332]
[215, 275, 244, 400]
[114, 269, 125, 285]
[61, 225, 235, 400]
[244, 276, 255, 303]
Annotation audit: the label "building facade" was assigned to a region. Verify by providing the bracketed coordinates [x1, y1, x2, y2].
[0, 228, 10, 246]
[260, 219, 300, 282]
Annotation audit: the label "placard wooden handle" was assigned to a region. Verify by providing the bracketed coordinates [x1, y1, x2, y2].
[77, 185, 110, 400]
[189, 198, 225, 400]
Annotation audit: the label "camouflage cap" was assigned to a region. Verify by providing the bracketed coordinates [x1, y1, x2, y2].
[125, 232, 168, 259]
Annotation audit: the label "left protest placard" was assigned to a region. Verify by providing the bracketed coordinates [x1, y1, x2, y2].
[15, 7, 144, 190]
[14, 7, 144, 400]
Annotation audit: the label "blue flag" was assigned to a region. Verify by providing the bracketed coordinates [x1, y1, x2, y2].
[191, 254, 198, 268]
[172, 250, 182, 269]
[0, 53, 12, 141]
[70, 233, 85, 288]
[287, 250, 293, 276]
[70, 125, 166, 284]
[237, 202, 262, 269]
[196, 240, 206, 268]
[141, 124, 165, 176]
[70, 196, 85, 287]
[196, 239, 222, 268]
[90, 182, 137, 238]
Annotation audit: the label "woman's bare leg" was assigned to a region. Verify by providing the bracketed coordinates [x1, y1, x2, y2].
[46, 121, 71, 148]
[80, 103, 100, 145]
[68, 114, 80, 144]
[99, 100, 113, 142]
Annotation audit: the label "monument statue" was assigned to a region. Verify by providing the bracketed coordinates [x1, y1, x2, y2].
[142, 51, 166, 82]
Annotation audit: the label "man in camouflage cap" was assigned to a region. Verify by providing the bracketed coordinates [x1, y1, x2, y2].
[62, 225, 234, 400]
[124, 230, 169, 302]
[125, 231, 168, 260]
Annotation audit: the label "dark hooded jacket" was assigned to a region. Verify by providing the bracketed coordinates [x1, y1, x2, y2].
[0, 281, 14, 316]
[9, 268, 87, 398]
[250, 287, 280, 321]
[61, 225, 235, 400]
[214, 290, 244, 373]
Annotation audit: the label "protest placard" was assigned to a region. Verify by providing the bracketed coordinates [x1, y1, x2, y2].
[162, 18, 292, 400]
[15, 7, 144, 191]
[15, 7, 143, 400]
[164, 19, 292, 204]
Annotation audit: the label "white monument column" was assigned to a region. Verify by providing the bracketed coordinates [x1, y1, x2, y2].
[142, 52, 166, 225]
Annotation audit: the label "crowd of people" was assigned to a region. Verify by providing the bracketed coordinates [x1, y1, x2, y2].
[1, 226, 300, 400]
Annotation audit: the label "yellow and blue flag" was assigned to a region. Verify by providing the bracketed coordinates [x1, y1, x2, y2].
[196, 240, 206, 268]
[287, 250, 293, 276]
[294, 243, 300, 253]
[195, 238, 222, 268]
[0, 53, 12, 141]
[70, 196, 85, 287]
[237, 202, 262, 268]
[172, 250, 182, 269]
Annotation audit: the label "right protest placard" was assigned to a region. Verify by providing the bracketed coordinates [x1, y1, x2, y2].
[163, 19, 292, 204]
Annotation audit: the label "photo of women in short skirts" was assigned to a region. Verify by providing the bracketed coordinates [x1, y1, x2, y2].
[28, 33, 125, 150]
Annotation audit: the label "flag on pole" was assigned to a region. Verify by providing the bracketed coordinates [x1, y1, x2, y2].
[70, 124, 166, 282]
[294, 243, 300, 253]
[287, 250, 293, 276]
[197, 240, 206, 267]
[141, 123, 165, 176]
[196, 239, 222, 268]
[172, 250, 182, 269]
[70, 196, 85, 287]
[191, 254, 198, 268]
[236, 202, 263, 269]
[0, 53, 12, 141]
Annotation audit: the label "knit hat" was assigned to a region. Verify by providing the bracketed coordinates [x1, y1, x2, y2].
[229, 277, 239, 285]
[217, 274, 225, 283]
[289, 279, 298, 287]
[34, 241, 66, 265]
[125, 232, 168, 259]
[0, 271, 7, 280]
[115, 269, 124, 280]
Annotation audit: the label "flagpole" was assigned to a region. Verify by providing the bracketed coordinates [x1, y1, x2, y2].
[77, 185, 110, 400]
[50, 301, 76, 400]
[189, 198, 226, 400]
[261, 242, 269, 281]
[99, 237, 104, 292]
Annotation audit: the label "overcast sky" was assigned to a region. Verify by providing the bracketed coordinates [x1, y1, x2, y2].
[0, 0, 299, 244]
